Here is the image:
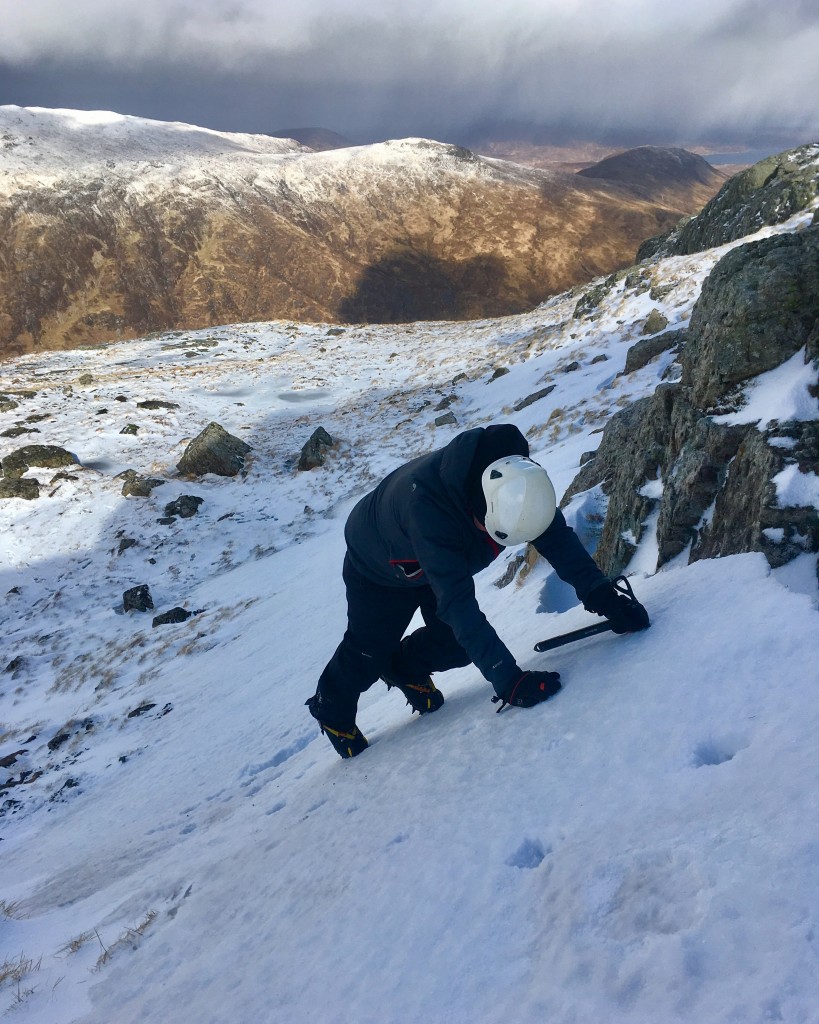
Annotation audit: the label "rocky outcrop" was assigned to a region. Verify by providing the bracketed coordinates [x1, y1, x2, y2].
[638, 144, 819, 260]
[682, 229, 819, 409]
[564, 227, 819, 576]
[0, 108, 725, 357]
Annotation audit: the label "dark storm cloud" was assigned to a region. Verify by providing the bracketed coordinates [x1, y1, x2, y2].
[1, 0, 817, 147]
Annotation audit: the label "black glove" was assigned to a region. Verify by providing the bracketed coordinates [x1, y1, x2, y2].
[584, 577, 650, 634]
[492, 670, 562, 712]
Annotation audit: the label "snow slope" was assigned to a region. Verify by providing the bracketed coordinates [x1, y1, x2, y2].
[1, 211, 818, 1023]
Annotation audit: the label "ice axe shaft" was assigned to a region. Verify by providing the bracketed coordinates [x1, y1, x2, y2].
[533, 575, 639, 653]
[533, 621, 613, 652]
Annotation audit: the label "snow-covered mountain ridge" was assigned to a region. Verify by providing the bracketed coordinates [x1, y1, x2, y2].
[0, 106, 307, 187]
[0, 105, 724, 357]
[0, 164, 818, 1020]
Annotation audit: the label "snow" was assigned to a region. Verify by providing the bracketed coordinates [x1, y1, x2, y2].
[0, 154, 818, 1024]
[0, 106, 519, 202]
[713, 348, 819, 429]
[773, 464, 819, 510]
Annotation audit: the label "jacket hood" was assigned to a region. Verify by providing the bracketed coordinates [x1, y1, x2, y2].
[438, 425, 530, 519]
[438, 428, 484, 510]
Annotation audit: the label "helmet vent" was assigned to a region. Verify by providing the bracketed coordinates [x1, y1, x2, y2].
[495, 530, 508, 540]
[490, 469, 503, 479]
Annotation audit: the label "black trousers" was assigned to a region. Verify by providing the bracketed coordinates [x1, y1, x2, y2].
[316, 554, 471, 723]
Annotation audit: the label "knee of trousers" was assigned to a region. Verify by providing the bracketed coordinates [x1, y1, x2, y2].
[325, 634, 395, 688]
[396, 632, 471, 677]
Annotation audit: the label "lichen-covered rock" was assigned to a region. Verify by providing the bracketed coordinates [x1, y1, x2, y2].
[0, 477, 40, 500]
[564, 339, 817, 577]
[138, 400, 180, 411]
[298, 427, 336, 471]
[573, 275, 617, 319]
[562, 386, 751, 575]
[638, 144, 819, 259]
[683, 228, 819, 410]
[1, 426, 39, 439]
[0, 444, 79, 479]
[118, 470, 166, 497]
[177, 422, 251, 477]
[623, 329, 685, 376]
[642, 308, 669, 335]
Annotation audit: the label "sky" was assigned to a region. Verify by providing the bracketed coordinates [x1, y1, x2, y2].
[1, 0, 818, 150]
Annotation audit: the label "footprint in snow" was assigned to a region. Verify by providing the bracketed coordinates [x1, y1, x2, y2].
[239, 734, 313, 784]
[506, 837, 549, 869]
[691, 732, 749, 768]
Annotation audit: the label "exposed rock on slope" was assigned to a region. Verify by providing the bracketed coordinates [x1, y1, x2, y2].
[564, 225, 819, 576]
[683, 230, 819, 408]
[0, 106, 722, 357]
[637, 144, 819, 259]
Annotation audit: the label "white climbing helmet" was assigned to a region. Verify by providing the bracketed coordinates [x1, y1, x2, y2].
[481, 455, 557, 546]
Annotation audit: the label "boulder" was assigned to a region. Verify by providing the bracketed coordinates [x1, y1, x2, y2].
[513, 385, 556, 411]
[123, 585, 154, 613]
[1, 426, 39, 439]
[642, 308, 669, 335]
[0, 478, 40, 500]
[683, 228, 819, 410]
[152, 607, 193, 627]
[138, 399, 180, 411]
[298, 427, 336, 471]
[177, 422, 251, 477]
[118, 470, 166, 497]
[164, 495, 204, 519]
[623, 329, 685, 375]
[1, 444, 79, 479]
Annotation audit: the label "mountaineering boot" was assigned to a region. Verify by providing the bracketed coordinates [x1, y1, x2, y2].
[382, 675, 445, 715]
[305, 693, 368, 759]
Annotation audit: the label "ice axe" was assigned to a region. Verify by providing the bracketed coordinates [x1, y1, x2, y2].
[533, 575, 640, 652]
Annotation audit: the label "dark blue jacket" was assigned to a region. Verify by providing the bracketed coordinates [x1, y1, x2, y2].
[345, 427, 606, 693]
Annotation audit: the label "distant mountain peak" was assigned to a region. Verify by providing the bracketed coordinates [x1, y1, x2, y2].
[578, 146, 725, 188]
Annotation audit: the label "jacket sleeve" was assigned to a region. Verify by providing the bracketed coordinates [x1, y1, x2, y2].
[532, 508, 609, 601]
[406, 494, 520, 695]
